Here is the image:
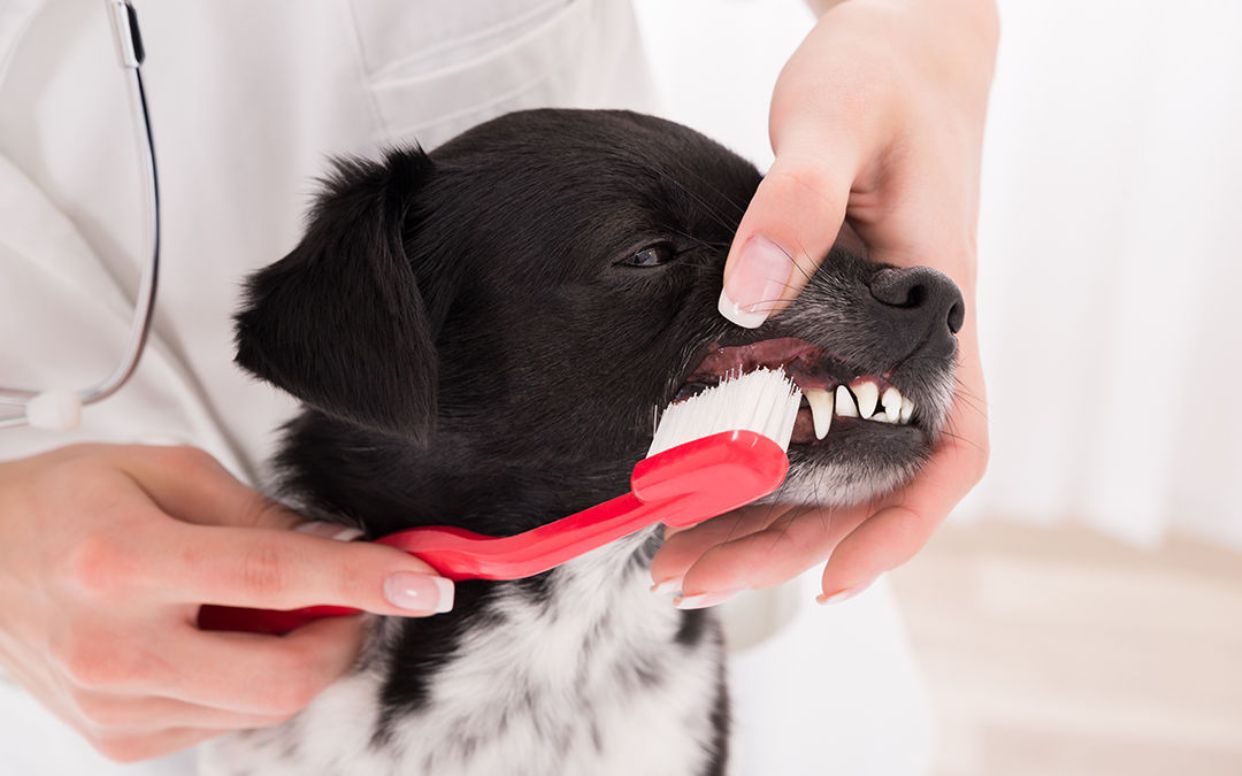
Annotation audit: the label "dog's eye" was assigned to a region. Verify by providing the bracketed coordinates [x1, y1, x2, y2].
[618, 244, 675, 268]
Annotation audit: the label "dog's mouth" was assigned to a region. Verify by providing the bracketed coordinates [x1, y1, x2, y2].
[675, 337, 920, 446]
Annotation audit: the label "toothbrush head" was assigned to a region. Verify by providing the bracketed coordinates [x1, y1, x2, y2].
[647, 367, 803, 457]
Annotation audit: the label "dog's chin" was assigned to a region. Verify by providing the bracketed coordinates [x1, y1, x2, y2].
[767, 454, 922, 510]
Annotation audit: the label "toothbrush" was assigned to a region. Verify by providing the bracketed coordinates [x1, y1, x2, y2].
[198, 368, 802, 634]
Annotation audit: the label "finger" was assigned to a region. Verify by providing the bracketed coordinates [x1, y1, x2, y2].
[52, 614, 365, 712]
[70, 690, 288, 735]
[114, 445, 304, 531]
[68, 482, 451, 615]
[718, 150, 855, 328]
[91, 727, 223, 764]
[115, 517, 450, 614]
[678, 502, 871, 599]
[820, 331, 988, 598]
[650, 503, 789, 587]
[160, 615, 366, 716]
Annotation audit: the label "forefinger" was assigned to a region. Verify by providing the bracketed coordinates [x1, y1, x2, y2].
[133, 522, 447, 615]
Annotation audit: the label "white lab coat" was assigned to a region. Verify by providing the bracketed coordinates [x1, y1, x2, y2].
[0, 1, 930, 773]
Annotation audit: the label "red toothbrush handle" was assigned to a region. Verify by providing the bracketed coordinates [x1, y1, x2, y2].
[198, 431, 788, 635]
[196, 603, 356, 634]
[631, 430, 788, 526]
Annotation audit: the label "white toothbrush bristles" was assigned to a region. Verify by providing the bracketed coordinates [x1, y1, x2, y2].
[647, 368, 803, 457]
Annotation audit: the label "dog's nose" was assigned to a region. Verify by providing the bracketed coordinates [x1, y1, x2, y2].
[868, 267, 965, 357]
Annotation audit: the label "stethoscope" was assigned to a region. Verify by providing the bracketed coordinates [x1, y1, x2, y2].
[0, 1, 159, 432]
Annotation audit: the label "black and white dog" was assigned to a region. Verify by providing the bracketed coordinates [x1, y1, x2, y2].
[201, 109, 962, 776]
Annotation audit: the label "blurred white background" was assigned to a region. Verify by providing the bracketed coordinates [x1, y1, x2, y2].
[634, 1, 1242, 773]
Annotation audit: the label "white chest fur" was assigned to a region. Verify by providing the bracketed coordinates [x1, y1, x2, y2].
[200, 532, 726, 776]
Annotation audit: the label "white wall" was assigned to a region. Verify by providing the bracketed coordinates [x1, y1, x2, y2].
[633, 0, 1242, 548]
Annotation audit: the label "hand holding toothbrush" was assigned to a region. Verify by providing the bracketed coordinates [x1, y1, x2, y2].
[660, 0, 997, 605]
[0, 444, 451, 762]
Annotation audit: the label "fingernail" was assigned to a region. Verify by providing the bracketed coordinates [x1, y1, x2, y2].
[816, 577, 877, 606]
[674, 589, 739, 610]
[295, 521, 364, 542]
[650, 576, 684, 596]
[384, 573, 455, 614]
[719, 236, 794, 329]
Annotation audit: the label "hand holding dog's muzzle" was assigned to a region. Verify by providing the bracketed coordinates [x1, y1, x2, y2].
[677, 0, 997, 605]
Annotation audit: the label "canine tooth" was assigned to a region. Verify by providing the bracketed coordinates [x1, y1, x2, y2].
[883, 387, 902, 423]
[805, 388, 834, 439]
[835, 385, 859, 417]
[900, 396, 915, 423]
[853, 381, 879, 418]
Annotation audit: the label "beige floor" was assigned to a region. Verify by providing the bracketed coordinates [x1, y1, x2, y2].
[888, 520, 1242, 776]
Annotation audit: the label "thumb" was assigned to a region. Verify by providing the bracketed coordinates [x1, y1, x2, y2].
[119, 446, 452, 614]
[719, 151, 853, 328]
[116, 445, 308, 531]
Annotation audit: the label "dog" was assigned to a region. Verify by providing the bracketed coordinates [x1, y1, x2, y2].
[199, 109, 963, 776]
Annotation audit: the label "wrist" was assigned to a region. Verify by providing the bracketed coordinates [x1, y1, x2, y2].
[815, 0, 999, 50]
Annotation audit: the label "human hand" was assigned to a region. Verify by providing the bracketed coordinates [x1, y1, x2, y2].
[653, 0, 996, 606]
[0, 444, 452, 762]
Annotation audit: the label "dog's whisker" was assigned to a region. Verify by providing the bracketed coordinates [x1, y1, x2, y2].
[642, 163, 742, 236]
[659, 158, 751, 221]
[663, 226, 730, 252]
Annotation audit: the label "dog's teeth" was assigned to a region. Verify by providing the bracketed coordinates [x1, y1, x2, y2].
[805, 388, 834, 439]
[883, 387, 902, 423]
[853, 380, 879, 418]
[834, 385, 859, 417]
[900, 396, 915, 424]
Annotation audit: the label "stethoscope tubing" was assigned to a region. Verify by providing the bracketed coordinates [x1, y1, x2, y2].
[0, 1, 159, 430]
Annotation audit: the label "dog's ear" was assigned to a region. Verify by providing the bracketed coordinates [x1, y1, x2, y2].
[235, 148, 445, 441]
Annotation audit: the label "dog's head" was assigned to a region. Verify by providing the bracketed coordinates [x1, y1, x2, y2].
[236, 110, 960, 526]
